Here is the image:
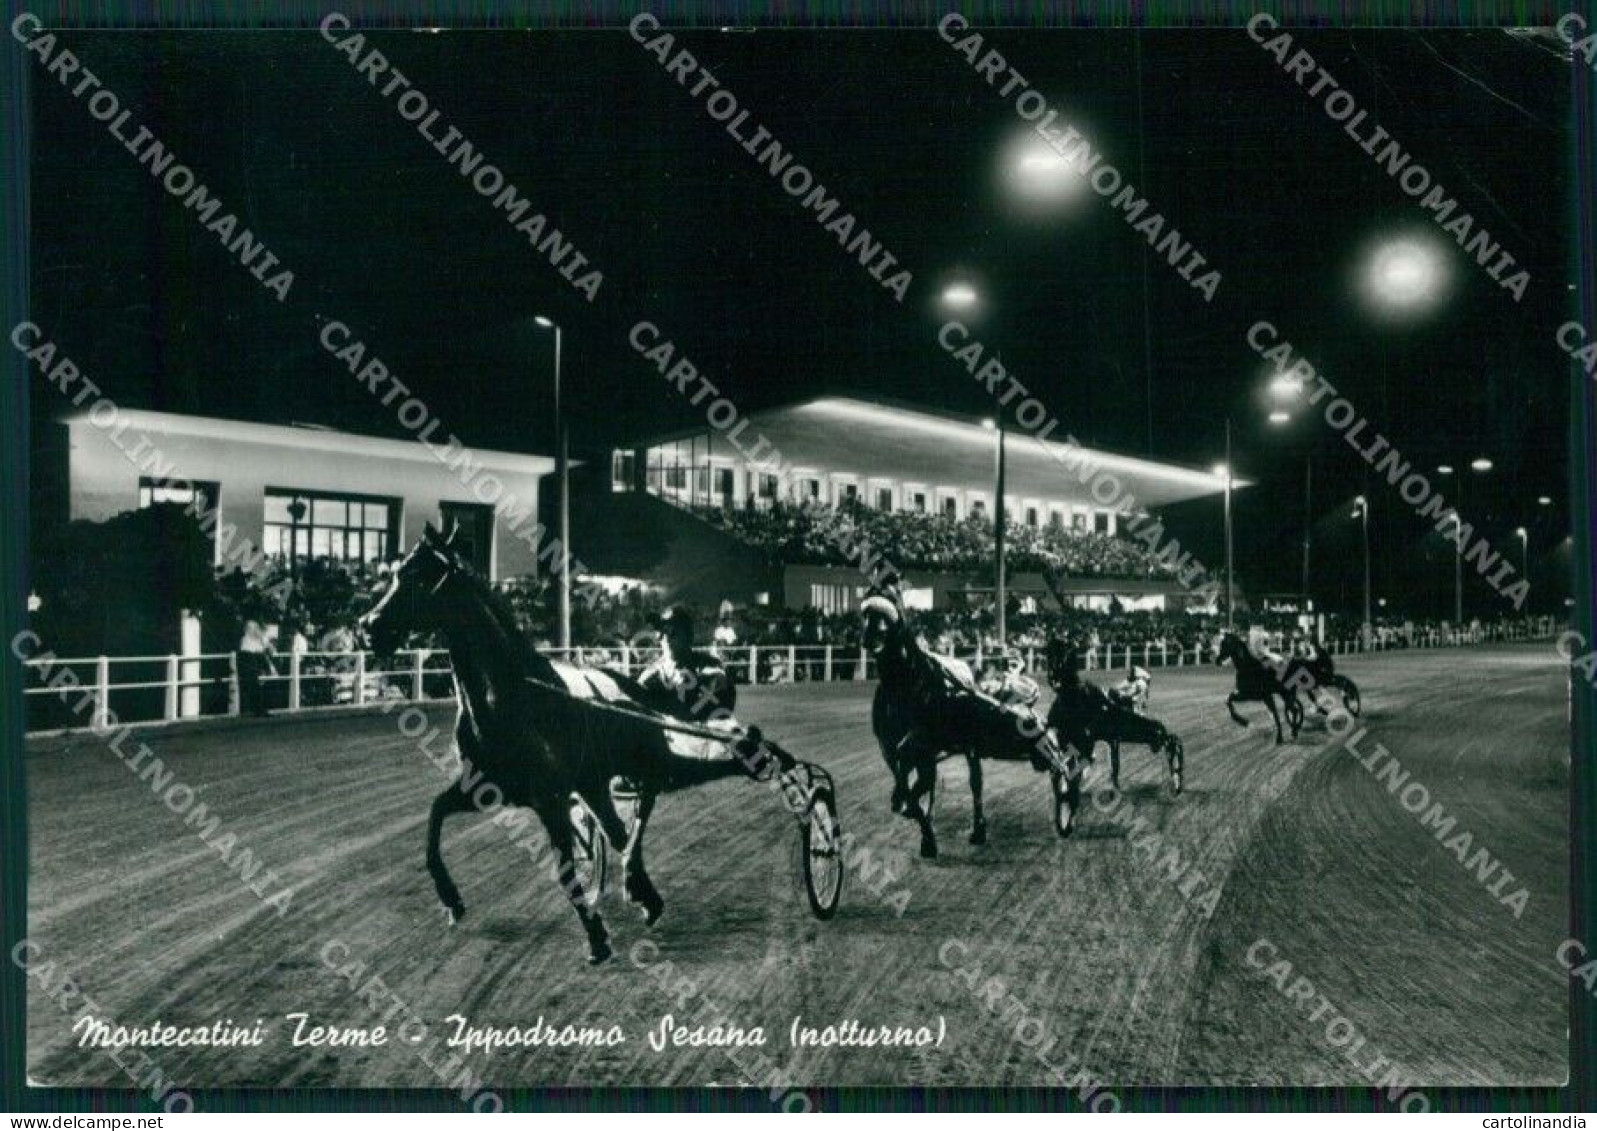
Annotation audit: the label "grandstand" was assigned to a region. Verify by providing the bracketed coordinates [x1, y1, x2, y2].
[577, 395, 1237, 613]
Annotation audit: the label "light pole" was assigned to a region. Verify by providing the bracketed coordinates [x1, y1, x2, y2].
[1436, 458, 1491, 627]
[984, 417, 1007, 647]
[1353, 495, 1371, 646]
[1210, 419, 1234, 632]
[535, 315, 570, 653]
[1515, 526, 1529, 604]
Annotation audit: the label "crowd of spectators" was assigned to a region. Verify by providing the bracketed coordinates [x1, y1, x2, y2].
[694, 501, 1179, 578]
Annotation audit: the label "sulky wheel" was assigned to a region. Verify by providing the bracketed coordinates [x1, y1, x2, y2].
[800, 785, 843, 920]
[1285, 695, 1305, 736]
[1336, 675, 1362, 718]
[1166, 736, 1185, 796]
[1051, 768, 1080, 839]
[568, 798, 608, 904]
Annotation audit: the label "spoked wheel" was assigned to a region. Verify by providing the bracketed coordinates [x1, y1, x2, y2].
[1166, 736, 1185, 795]
[1050, 767, 1081, 838]
[800, 785, 843, 920]
[567, 798, 608, 903]
[1284, 695, 1305, 736]
[1335, 676, 1362, 718]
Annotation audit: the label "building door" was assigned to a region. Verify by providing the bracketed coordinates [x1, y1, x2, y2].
[439, 502, 494, 576]
[714, 467, 735, 508]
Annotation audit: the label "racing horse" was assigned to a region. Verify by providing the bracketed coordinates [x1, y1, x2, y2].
[1284, 642, 1363, 719]
[1043, 641, 1184, 793]
[359, 524, 791, 966]
[1215, 631, 1304, 744]
[860, 581, 1080, 858]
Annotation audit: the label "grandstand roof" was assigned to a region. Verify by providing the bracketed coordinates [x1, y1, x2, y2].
[637, 395, 1243, 509]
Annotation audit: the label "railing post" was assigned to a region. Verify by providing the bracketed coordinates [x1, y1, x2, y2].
[858, 646, 867, 682]
[164, 655, 179, 722]
[975, 644, 984, 669]
[824, 645, 833, 682]
[413, 649, 425, 701]
[620, 642, 632, 677]
[786, 645, 797, 683]
[749, 644, 757, 684]
[354, 651, 367, 706]
[228, 652, 240, 716]
[1160, 642, 1168, 667]
[289, 651, 302, 711]
[1143, 643, 1150, 668]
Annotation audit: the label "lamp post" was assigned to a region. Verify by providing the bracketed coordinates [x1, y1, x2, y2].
[1353, 495, 1371, 646]
[1209, 419, 1234, 632]
[1436, 458, 1490, 626]
[535, 315, 570, 653]
[1515, 526, 1529, 603]
[984, 417, 1008, 646]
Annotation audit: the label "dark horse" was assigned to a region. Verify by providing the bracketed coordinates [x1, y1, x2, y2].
[860, 582, 1079, 858]
[1043, 641, 1184, 794]
[359, 524, 778, 965]
[1215, 632, 1304, 744]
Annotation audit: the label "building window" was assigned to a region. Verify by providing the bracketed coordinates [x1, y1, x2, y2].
[942, 496, 958, 518]
[840, 483, 859, 505]
[611, 451, 635, 492]
[970, 499, 986, 518]
[802, 478, 822, 502]
[1094, 511, 1111, 534]
[264, 489, 397, 564]
[912, 491, 928, 512]
[139, 476, 219, 515]
[875, 486, 894, 511]
[1048, 508, 1064, 531]
[1025, 506, 1039, 528]
[1072, 510, 1090, 532]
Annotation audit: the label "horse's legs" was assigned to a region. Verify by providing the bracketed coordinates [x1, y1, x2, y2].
[1109, 740, 1122, 791]
[897, 752, 939, 859]
[537, 803, 613, 965]
[426, 783, 474, 923]
[617, 789, 664, 925]
[1225, 691, 1249, 727]
[1264, 696, 1284, 744]
[965, 753, 987, 846]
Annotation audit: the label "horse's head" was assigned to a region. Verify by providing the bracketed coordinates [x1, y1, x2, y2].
[358, 522, 462, 657]
[1215, 632, 1244, 666]
[1044, 637, 1079, 688]
[858, 581, 905, 655]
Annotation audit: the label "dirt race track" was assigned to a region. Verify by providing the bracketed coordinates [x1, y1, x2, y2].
[25, 644, 1570, 1089]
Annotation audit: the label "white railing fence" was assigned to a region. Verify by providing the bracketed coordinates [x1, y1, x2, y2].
[22, 617, 1560, 735]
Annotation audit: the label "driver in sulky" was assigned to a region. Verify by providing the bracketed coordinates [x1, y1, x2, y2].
[636, 607, 790, 775]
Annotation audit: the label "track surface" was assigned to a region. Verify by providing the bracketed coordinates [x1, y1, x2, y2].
[25, 645, 1569, 1087]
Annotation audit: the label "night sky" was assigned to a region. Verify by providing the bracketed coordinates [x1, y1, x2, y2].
[26, 26, 1574, 612]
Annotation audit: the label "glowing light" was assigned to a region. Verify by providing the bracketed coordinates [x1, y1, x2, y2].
[999, 129, 1093, 214]
[534, 315, 555, 328]
[1268, 410, 1290, 425]
[1436, 464, 1454, 475]
[1470, 457, 1493, 472]
[1269, 373, 1302, 397]
[1538, 496, 1552, 506]
[1360, 235, 1451, 319]
[1211, 463, 1230, 479]
[981, 418, 997, 431]
[942, 283, 978, 309]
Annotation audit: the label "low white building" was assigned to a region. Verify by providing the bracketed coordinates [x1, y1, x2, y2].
[59, 408, 559, 581]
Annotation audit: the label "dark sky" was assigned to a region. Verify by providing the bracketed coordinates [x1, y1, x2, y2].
[27, 26, 1574, 610]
